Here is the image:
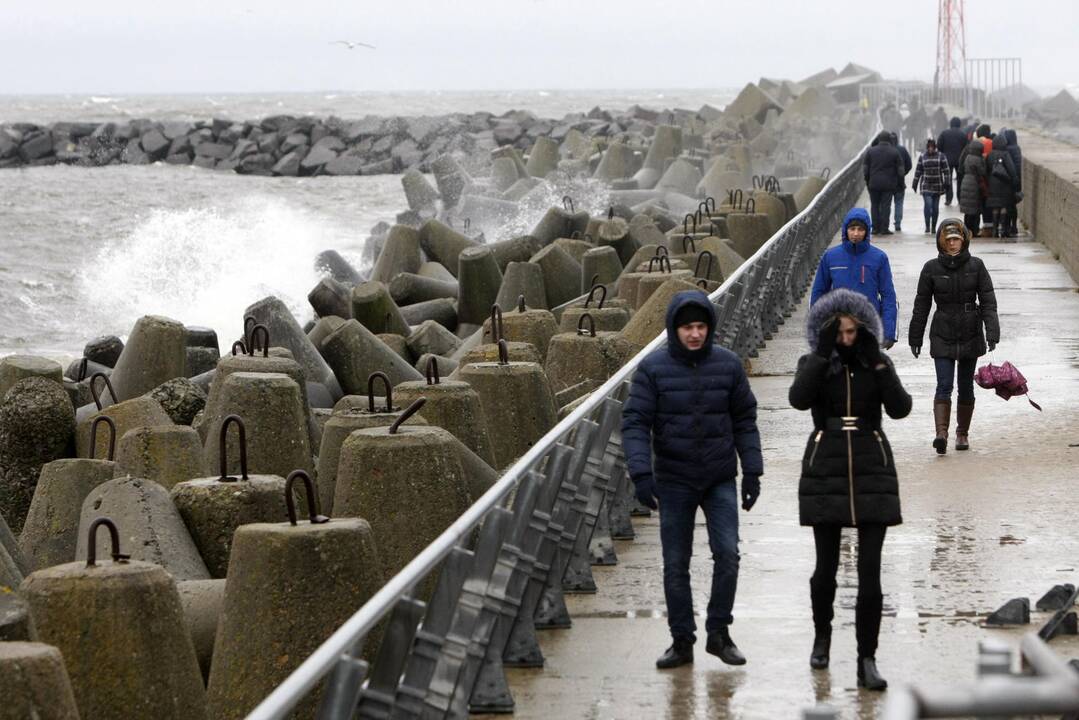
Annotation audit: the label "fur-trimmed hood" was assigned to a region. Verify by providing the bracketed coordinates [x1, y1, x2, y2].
[805, 288, 884, 354]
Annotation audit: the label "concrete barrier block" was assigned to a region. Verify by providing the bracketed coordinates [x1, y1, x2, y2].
[0, 642, 81, 720]
[108, 315, 187, 402]
[0, 355, 63, 397]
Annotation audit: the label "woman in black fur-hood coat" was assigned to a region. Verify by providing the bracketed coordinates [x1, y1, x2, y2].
[788, 288, 912, 687]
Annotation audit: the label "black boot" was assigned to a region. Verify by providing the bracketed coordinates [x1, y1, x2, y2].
[656, 638, 694, 669]
[857, 656, 888, 690]
[706, 627, 746, 665]
[810, 629, 831, 669]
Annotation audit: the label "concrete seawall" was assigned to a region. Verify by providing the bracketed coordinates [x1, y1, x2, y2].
[1020, 133, 1079, 282]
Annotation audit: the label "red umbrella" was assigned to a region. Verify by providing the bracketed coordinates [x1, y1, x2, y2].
[975, 360, 1042, 411]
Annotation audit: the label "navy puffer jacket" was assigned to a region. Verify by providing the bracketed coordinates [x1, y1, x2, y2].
[621, 290, 763, 489]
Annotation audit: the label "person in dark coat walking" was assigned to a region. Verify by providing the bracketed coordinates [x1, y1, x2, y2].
[908, 219, 1000, 453]
[890, 132, 913, 232]
[863, 131, 903, 235]
[937, 117, 968, 205]
[622, 290, 763, 670]
[912, 139, 950, 234]
[789, 288, 912, 690]
[985, 133, 1019, 237]
[1002, 129, 1023, 236]
[957, 140, 987, 234]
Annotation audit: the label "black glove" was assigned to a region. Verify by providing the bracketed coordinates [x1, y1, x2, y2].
[881, 339, 896, 350]
[988, 341, 997, 352]
[816, 317, 839, 358]
[633, 474, 658, 510]
[741, 476, 760, 511]
[911, 180, 919, 193]
[911, 345, 921, 358]
[856, 326, 882, 367]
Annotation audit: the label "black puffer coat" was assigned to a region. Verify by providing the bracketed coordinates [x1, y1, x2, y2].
[863, 132, 904, 193]
[986, 134, 1018, 209]
[908, 226, 1000, 359]
[791, 289, 912, 527]
[958, 141, 986, 215]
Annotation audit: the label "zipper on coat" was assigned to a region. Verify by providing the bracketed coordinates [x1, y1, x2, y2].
[873, 430, 888, 467]
[809, 430, 823, 467]
[845, 365, 857, 526]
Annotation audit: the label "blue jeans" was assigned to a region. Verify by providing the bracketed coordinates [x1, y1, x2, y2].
[922, 192, 942, 231]
[934, 356, 977, 402]
[892, 190, 905, 229]
[656, 480, 739, 643]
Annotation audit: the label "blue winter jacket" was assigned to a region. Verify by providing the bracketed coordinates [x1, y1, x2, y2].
[620, 290, 763, 490]
[810, 207, 899, 341]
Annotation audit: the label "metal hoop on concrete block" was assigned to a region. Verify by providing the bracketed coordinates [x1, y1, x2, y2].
[497, 339, 509, 366]
[88, 415, 117, 461]
[489, 304, 504, 344]
[562, 195, 574, 213]
[285, 470, 329, 526]
[389, 398, 426, 435]
[425, 357, 441, 386]
[85, 517, 129, 567]
[576, 313, 596, 338]
[584, 284, 607, 309]
[682, 235, 696, 254]
[367, 372, 392, 413]
[695, 250, 714, 280]
[231, 340, 247, 356]
[249, 324, 270, 357]
[89, 373, 117, 411]
[218, 414, 249, 482]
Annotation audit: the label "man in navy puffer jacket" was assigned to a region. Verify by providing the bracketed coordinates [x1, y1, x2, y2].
[621, 290, 763, 669]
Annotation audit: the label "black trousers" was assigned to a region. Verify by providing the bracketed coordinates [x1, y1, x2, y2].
[810, 524, 887, 659]
[868, 189, 891, 232]
[963, 212, 981, 234]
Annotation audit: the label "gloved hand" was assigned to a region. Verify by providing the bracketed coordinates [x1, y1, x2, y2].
[816, 317, 839, 359]
[881, 339, 896, 350]
[633, 474, 658, 510]
[988, 341, 997, 352]
[911, 180, 919, 193]
[741, 476, 760, 511]
[911, 345, 921, 358]
[856, 326, 883, 367]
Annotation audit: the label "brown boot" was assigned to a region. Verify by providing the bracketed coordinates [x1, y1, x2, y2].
[956, 400, 975, 450]
[933, 399, 951, 454]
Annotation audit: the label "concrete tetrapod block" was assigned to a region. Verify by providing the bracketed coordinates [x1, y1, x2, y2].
[749, 190, 788, 234]
[0, 591, 35, 639]
[351, 280, 412, 337]
[490, 156, 521, 193]
[320, 319, 423, 393]
[177, 578, 225, 681]
[244, 295, 344, 400]
[22, 552, 208, 720]
[457, 245, 504, 326]
[794, 175, 828, 212]
[656, 157, 704, 196]
[524, 135, 560, 178]
[308, 277, 352, 320]
[108, 315, 187, 402]
[414, 352, 459, 375]
[314, 407, 427, 515]
[75, 395, 173, 459]
[315, 249, 365, 286]
[334, 425, 472, 584]
[502, 176, 543, 202]
[0, 354, 63, 397]
[369, 224, 422, 285]
[458, 361, 558, 470]
[636, 269, 695, 309]
[0, 642, 81, 720]
[451, 341, 542, 378]
[726, 211, 774, 260]
[19, 458, 118, 571]
[634, 125, 683, 190]
[487, 234, 543, 272]
[201, 373, 312, 480]
[84, 335, 124, 368]
[620, 277, 702, 349]
[401, 168, 440, 211]
[452, 193, 516, 237]
[389, 272, 459, 305]
[698, 163, 745, 202]
[400, 298, 458, 331]
[1, 509, 30, 577]
[0, 378, 76, 533]
[197, 353, 312, 446]
[308, 315, 347, 350]
[581, 245, 624, 293]
[494, 261, 547, 311]
[986, 597, 1031, 626]
[407, 319, 462, 359]
[481, 306, 559, 364]
[76, 478, 210, 580]
[593, 142, 637, 182]
[116, 425, 207, 491]
[377, 333, 413, 362]
[418, 220, 478, 278]
[553, 237, 594, 265]
[559, 304, 631, 333]
[149, 376, 208, 426]
[627, 214, 670, 252]
[530, 243, 583, 309]
[545, 327, 637, 395]
[418, 260, 457, 283]
[206, 512, 384, 720]
[1, 535, 23, 590]
[395, 375, 497, 468]
[529, 207, 590, 246]
[185, 346, 220, 379]
[430, 153, 473, 207]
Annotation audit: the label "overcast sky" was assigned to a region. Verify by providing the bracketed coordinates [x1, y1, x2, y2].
[4, 0, 1076, 94]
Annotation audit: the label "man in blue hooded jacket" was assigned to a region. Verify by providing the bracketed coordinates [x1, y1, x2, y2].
[811, 208, 899, 348]
[621, 290, 763, 669]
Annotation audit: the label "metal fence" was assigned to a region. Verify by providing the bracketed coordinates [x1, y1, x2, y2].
[244, 138, 870, 720]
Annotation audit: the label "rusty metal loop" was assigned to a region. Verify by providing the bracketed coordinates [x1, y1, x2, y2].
[746, 198, 756, 214]
[658, 255, 672, 273]
[655, 245, 670, 257]
[734, 188, 744, 210]
[85, 517, 129, 567]
[77, 357, 88, 382]
[490, 304, 504, 344]
[562, 195, 575, 213]
[767, 175, 780, 193]
[584, 283, 607, 309]
[497, 338, 509, 365]
[218, 414, 249, 482]
[88, 415, 117, 461]
[285, 470, 329, 526]
[249, 324, 270, 357]
[694, 208, 704, 227]
[570, 230, 581, 239]
[695, 250, 715, 280]
[647, 256, 658, 273]
[727, 189, 735, 206]
[389, 398, 426, 435]
[367, 372, 392, 413]
[576, 313, 596, 337]
[464, 217, 471, 232]
[243, 316, 257, 348]
[705, 196, 716, 213]
[424, 356, 441, 386]
[89, 373, 117, 411]
[697, 279, 709, 289]
[682, 235, 696, 254]
[231, 340, 247, 356]
[752, 175, 763, 189]
[821, 166, 832, 180]
[517, 294, 526, 313]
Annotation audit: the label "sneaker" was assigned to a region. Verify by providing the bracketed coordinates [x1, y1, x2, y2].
[706, 628, 746, 666]
[656, 639, 694, 669]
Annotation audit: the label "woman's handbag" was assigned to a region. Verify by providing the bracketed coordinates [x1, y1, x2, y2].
[991, 158, 1011, 182]
[975, 360, 1042, 410]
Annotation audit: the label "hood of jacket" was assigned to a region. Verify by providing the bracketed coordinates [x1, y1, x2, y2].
[1004, 128, 1018, 147]
[805, 288, 884, 353]
[665, 289, 717, 363]
[872, 130, 892, 146]
[936, 218, 971, 268]
[950, 116, 962, 128]
[840, 207, 873, 256]
[992, 134, 1007, 151]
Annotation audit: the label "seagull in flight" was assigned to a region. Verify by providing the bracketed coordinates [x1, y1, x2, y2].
[330, 40, 376, 50]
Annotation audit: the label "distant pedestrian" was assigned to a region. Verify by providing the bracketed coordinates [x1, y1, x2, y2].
[621, 290, 763, 670]
[936, 117, 967, 206]
[1002, 128, 1023, 237]
[789, 288, 912, 691]
[985, 134, 1019, 238]
[891, 132, 913, 232]
[908, 219, 1000, 453]
[931, 106, 950, 136]
[863, 131, 904, 235]
[957, 140, 987, 234]
[911, 139, 950, 234]
[811, 208, 899, 348]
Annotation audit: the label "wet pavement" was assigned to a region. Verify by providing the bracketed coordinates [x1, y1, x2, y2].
[486, 192, 1079, 719]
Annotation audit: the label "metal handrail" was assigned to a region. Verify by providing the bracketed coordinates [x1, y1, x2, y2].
[245, 135, 873, 720]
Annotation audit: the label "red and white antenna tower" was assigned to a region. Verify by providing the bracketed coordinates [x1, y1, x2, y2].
[935, 0, 966, 90]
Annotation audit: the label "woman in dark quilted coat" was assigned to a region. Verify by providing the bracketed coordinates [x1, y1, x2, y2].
[790, 288, 912, 690]
[985, 134, 1019, 237]
[957, 140, 987, 234]
[908, 218, 999, 453]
